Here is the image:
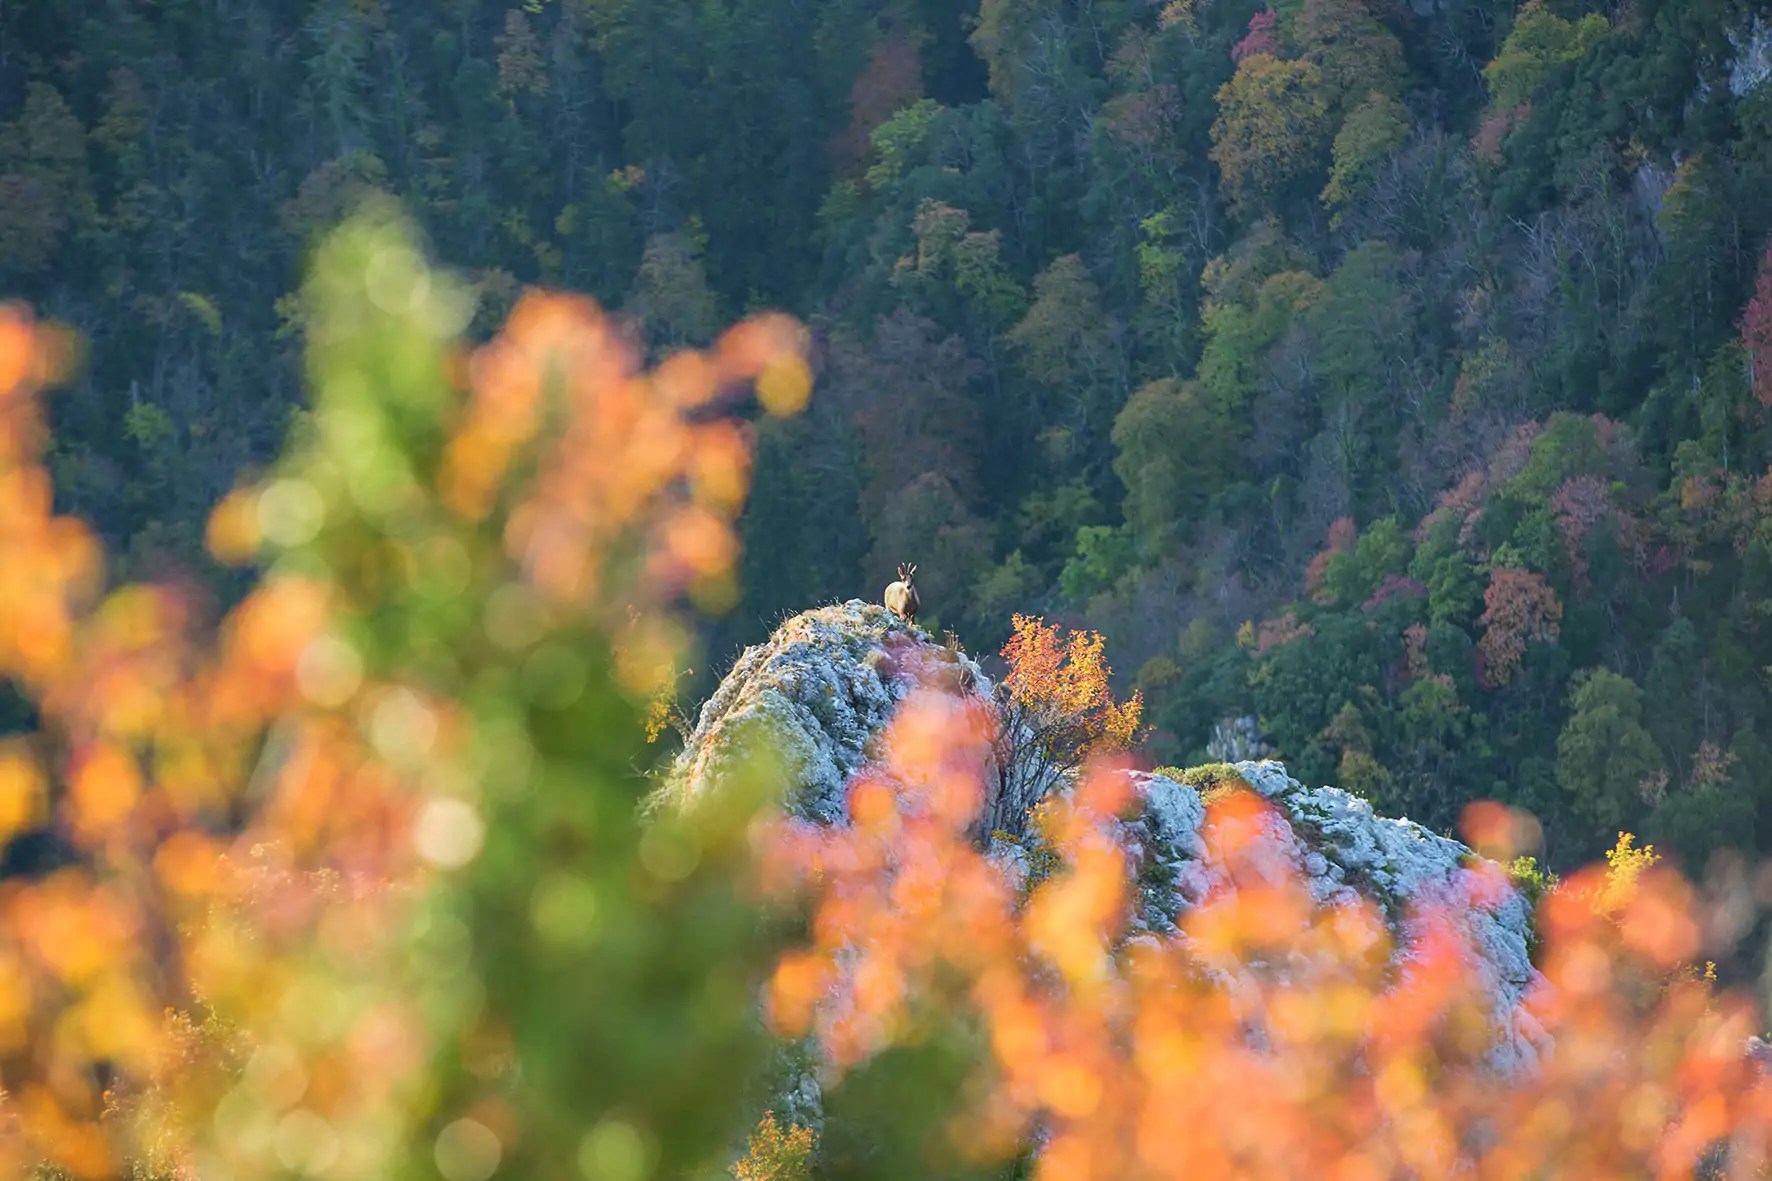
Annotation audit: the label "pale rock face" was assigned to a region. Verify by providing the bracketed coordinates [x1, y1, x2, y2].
[1730, 15, 1772, 98]
[1206, 714, 1274, 762]
[1117, 762, 1547, 1072]
[663, 600, 989, 822]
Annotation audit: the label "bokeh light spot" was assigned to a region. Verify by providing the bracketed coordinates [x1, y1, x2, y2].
[754, 355, 812, 416]
[434, 1117, 503, 1181]
[257, 479, 327, 548]
[414, 799, 486, 870]
[577, 1118, 652, 1181]
[296, 635, 364, 708]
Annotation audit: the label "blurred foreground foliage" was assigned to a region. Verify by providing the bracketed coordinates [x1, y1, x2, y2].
[3, 208, 1772, 1181]
[766, 693, 1772, 1180]
[0, 206, 811, 1180]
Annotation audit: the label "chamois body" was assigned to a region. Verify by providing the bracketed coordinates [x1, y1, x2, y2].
[884, 563, 921, 623]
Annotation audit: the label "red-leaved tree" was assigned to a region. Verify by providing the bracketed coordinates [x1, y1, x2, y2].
[1232, 11, 1280, 62]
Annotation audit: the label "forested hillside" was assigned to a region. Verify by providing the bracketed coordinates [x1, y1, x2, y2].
[4, 0, 1772, 872]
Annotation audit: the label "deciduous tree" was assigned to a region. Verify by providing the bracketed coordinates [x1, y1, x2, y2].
[0, 83, 93, 276]
[1111, 378, 1237, 550]
[1476, 565, 1561, 687]
[1232, 11, 1280, 63]
[985, 614, 1144, 835]
[495, 9, 549, 99]
[626, 231, 722, 350]
[1210, 55, 1331, 208]
[833, 307, 982, 529]
[1294, 0, 1406, 114]
[1483, 0, 1608, 110]
[1322, 92, 1410, 220]
[732, 1112, 816, 1181]
[832, 31, 925, 173]
[1008, 254, 1124, 441]
[1555, 669, 1662, 835]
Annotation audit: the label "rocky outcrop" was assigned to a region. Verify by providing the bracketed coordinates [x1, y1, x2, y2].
[671, 605, 1546, 1078]
[663, 600, 988, 822]
[1118, 762, 1545, 1071]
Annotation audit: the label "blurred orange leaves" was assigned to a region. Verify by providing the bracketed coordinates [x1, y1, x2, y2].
[0, 745, 46, 849]
[448, 293, 803, 617]
[0, 269, 810, 1178]
[767, 692, 1772, 1181]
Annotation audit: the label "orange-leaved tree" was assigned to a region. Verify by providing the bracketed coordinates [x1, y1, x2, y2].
[983, 614, 1144, 837]
[730, 1111, 815, 1181]
[1476, 565, 1562, 687]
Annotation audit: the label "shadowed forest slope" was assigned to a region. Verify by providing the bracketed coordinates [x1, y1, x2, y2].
[3, 0, 1772, 872]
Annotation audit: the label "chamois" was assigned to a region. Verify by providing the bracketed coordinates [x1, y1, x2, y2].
[884, 563, 921, 624]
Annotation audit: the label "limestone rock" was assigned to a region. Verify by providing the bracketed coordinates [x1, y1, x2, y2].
[1113, 761, 1547, 1072]
[662, 599, 988, 822]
